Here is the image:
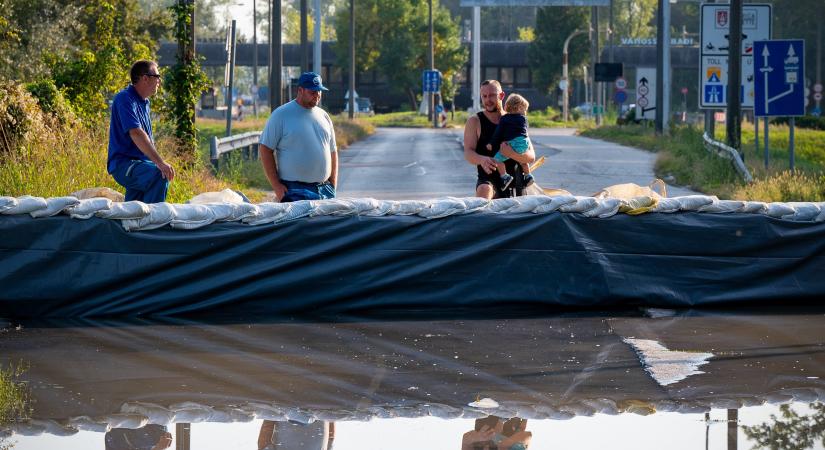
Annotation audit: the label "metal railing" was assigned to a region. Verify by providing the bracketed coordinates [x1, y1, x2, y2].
[702, 132, 753, 183]
[210, 131, 262, 169]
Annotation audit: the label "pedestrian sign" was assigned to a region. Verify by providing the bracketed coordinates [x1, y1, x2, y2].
[754, 40, 805, 117]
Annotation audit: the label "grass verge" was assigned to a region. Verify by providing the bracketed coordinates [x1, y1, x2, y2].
[359, 108, 592, 129]
[580, 122, 825, 201]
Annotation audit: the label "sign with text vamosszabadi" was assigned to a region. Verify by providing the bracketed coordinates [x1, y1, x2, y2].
[460, 0, 607, 6]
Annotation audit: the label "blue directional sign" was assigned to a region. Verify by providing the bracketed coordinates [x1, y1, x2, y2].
[422, 70, 442, 93]
[754, 40, 805, 117]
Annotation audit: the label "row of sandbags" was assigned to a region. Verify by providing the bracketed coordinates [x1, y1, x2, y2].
[2, 191, 824, 232]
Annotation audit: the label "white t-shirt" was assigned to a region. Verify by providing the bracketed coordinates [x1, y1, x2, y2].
[259, 100, 337, 183]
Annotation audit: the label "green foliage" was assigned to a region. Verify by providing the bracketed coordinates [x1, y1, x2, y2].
[24, 79, 77, 126]
[0, 82, 42, 155]
[0, 361, 31, 428]
[159, 1, 211, 160]
[528, 6, 589, 95]
[743, 403, 825, 450]
[612, 0, 657, 39]
[332, 0, 467, 108]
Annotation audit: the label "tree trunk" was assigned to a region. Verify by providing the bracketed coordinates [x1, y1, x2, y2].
[407, 87, 418, 111]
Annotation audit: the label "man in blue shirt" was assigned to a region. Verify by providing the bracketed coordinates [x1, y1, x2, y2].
[108, 60, 175, 203]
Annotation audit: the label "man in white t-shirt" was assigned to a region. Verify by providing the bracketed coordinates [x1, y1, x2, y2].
[259, 72, 338, 202]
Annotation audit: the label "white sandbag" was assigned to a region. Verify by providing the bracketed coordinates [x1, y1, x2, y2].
[740, 201, 768, 214]
[764, 202, 796, 218]
[120, 402, 175, 426]
[559, 196, 599, 213]
[104, 413, 148, 430]
[674, 195, 717, 211]
[0, 196, 17, 213]
[418, 197, 470, 219]
[486, 197, 522, 213]
[68, 416, 111, 433]
[581, 197, 622, 218]
[532, 194, 577, 214]
[782, 202, 821, 221]
[697, 200, 745, 213]
[244, 201, 313, 225]
[187, 188, 245, 204]
[361, 200, 396, 216]
[651, 197, 682, 213]
[96, 201, 151, 219]
[219, 202, 260, 222]
[346, 197, 384, 215]
[310, 198, 358, 216]
[169, 204, 217, 230]
[459, 196, 492, 213]
[70, 187, 124, 202]
[2, 195, 47, 215]
[389, 200, 429, 215]
[66, 197, 112, 219]
[121, 202, 176, 231]
[816, 207, 825, 223]
[30, 196, 79, 218]
[496, 195, 555, 214]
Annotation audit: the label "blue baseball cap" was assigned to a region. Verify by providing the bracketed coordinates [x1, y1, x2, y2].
[297, 72, 328, 91]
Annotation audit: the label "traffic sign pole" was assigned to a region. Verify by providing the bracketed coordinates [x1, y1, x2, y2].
[790, 117, 795, 171]
[764, 116, 769, 170]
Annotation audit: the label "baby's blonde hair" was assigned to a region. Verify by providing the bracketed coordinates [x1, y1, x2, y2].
[504, 93, 529, 114]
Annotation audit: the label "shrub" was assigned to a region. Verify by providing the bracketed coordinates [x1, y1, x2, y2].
[24, 79, 77, 127]
[0, 82, 46, 156]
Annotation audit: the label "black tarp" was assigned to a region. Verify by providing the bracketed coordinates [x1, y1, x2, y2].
[1, 211, 824, 317]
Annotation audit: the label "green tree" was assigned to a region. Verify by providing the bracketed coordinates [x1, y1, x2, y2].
[332, 0, 467, 109]
[743, 403, 825, 450]
[612, 0, 657, 40]
[528, 6, 590, 95]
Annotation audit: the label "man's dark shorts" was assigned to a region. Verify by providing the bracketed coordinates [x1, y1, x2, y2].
[476, 171, 512, 198]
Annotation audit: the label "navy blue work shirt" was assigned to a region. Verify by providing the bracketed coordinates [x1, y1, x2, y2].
[108, 84, 153, 174]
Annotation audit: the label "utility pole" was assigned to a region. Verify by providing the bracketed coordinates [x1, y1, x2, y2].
[300, 0, 308, 73]
[726, 0, 743, 150]
[348, 0, 355, 119]
[313, 0, 321, 76]
[253, 0, 258, 117]
[429, 0, 436, 127]
[655, 0, 670, 135]
[269, 0, 283, 111]
[563, 29, 587, 122]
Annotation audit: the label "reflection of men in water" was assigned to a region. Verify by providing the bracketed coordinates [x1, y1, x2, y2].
[105, 424, 172, 450]
[461, 416, 531, 450]
[257, 420, 335, 450]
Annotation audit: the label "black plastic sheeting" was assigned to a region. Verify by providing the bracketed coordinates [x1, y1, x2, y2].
[1, 211, 824, 317]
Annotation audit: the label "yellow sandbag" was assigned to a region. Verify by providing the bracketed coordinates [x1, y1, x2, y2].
[593, 179, 667, 200]
[618, 195, 659, 215]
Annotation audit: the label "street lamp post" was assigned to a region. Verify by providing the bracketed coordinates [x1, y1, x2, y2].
[563, 29, 587, 122]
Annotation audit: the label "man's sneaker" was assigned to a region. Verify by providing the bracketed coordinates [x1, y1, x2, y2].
[500, 173, 514, 190]
[523, 174, 535, 187]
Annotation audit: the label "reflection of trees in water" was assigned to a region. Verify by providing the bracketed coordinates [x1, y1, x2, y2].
[743, 403, 825, 450]
[0, 362, 31, 450]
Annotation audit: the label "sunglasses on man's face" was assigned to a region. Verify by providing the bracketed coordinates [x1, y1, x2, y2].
[144, 73, 161, 78]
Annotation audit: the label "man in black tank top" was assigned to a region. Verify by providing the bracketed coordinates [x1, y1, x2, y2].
[463, 80, 536, 199]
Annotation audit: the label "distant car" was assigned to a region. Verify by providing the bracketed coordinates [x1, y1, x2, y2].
[344, 97, 375, 116]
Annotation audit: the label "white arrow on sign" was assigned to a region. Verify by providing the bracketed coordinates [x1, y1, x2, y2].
[761, 44, 797, 114]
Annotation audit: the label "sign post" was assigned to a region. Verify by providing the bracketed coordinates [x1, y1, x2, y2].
[754, 39, 805, 170]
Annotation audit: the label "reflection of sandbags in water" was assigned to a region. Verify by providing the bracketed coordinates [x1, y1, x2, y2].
[71, 187, 124, 202]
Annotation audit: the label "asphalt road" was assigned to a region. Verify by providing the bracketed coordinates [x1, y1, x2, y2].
[337, 127, 698, 199]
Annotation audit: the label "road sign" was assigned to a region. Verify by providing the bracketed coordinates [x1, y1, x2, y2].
[815, 93, 823, 102]
[813, 106, 822, 117]
[636, 68, 656, 120]
[422, 70, 442, 93]
[559, 79, 569, 91]
[699, 3, 771, 109]
[814, 83, 823, 93]
[754, 40, 805, 117]
[681, 87, 689, 95]
[614, 77, 627, 90]
[614, 90, 627, 104]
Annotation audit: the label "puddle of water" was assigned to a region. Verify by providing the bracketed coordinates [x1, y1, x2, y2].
[1, 309, 824, 449]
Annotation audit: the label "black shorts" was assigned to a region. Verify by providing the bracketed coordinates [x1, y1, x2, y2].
[476, 171, 513, 198]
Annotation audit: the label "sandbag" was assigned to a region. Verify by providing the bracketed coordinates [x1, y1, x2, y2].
[2, 195, 47, 215]
[30, 196, 79, 218]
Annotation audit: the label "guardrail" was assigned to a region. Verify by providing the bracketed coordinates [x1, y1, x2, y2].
[702, 132, 753, 183]
[210, 131, 262, 169]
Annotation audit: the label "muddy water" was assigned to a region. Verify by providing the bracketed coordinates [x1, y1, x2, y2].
[1, 308, 824, 449]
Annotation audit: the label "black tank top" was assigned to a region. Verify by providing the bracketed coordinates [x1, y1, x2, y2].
[476, 111, 517, 178]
